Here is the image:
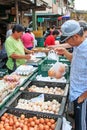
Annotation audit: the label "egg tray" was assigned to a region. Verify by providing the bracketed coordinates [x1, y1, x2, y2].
[5, 91, 67, 117]
[0, 107, 62, 130]
[21, 80, 69, 97]
[26, 58, 42, 67]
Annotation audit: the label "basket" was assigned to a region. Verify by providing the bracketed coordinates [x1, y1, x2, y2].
[20, 80, 69, 97]
[6, 91, 67, 117]
[0, 107, 62, 130]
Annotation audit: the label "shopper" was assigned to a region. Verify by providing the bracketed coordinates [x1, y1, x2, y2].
[6, 23, 13, 38]
[43, 26, 51, 41]
[5, 24, 33, 74]
[44, 30, 59, 47]
[21, 28, 34, 50]
[55, 20, 87, 130]
[50, 25, 56, 34]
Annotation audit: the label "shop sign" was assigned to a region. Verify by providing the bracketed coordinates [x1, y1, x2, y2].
[38, 17, 44, 22]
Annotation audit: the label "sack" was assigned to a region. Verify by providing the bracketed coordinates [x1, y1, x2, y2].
[62, 117, 72, 130]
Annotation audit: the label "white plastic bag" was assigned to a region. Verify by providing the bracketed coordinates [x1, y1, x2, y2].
[62, 117, 72, 130]
[48, 49, 58, 61]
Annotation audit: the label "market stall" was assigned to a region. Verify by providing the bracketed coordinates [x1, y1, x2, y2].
[0, 53, 71, 130]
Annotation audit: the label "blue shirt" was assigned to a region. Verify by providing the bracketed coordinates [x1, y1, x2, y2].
[70, 39, 87, 101]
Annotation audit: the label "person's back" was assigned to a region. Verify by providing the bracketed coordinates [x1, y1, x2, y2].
[21, 28, 34, 50]
[44, 30, 59, 47]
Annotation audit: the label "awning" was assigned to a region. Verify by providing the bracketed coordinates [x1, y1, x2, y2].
[58, 15, 70, 20]
[62, 15, 70, 19]
[58, 16, 62, 20]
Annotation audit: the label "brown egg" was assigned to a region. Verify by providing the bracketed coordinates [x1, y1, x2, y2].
[20, 114, 25, 120]
[58, 64, 65, 73]
[33, 116, 37, 121]
[34, 119, 39, 125]
[55, 71, 62, 79]
[51, 124, 55, 130]
[47, 121, 51, 127]
[30, 121, 35, 127]
[44, 125, 49, 130]
[45, 118, 49, 124]
[39, 118, 45, 124]
[50, 119, 55, 124]
[48, 68, 55, 77]
[39, 124, 44, 130]
[28, 118, 33, 123]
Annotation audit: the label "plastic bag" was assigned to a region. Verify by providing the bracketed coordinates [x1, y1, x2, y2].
[48, 49, 58, 61]
[62, 117, 72, 130]
[48, 62, 66, 79]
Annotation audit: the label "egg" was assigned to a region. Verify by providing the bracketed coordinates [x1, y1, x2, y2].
[30, 121, 35, 127]
[55, 71, 62, 79]
[39, 118, 44, 124]
[50, 119, 55, 124]
[58, 64, 65, 73]
[39, 124, 44, 130]
[48, 68, 55, 77]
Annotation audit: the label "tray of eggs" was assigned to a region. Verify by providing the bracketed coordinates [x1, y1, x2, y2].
[5, 91, 67, 117]
[20, 80, 69, 97]
[0, 107, 62, 130]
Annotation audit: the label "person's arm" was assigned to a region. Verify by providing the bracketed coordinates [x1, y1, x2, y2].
[58, 43, 72, 49]
[55, 47, 72, 61]
[24, 47, 34, 54]
[78, 91, 87, 103]
[10, 53, 31, 60]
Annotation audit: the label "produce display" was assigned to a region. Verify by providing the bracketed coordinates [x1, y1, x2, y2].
[16, 98, 61, 114]
[0, 55, 70, 130]
[28, 85, 64, 95]
[0, 113, 56, 130]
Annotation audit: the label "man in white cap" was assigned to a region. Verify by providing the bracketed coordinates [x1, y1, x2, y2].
[55, 20, 87, 130]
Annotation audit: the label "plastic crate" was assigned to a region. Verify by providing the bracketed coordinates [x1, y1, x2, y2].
[38, 57, 57, 72]
[0, 107, 62, 130]
[6, 91, 67, 117]
[21, 80, 69, 97]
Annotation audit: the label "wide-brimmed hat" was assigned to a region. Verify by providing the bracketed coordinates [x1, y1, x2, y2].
[60, 20, 81, 43]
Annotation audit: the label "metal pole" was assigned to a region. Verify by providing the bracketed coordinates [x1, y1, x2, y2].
[15, 0, 19, 24]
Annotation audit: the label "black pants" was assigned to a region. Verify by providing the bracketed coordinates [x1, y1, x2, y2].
[74, 98, 87, 130]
